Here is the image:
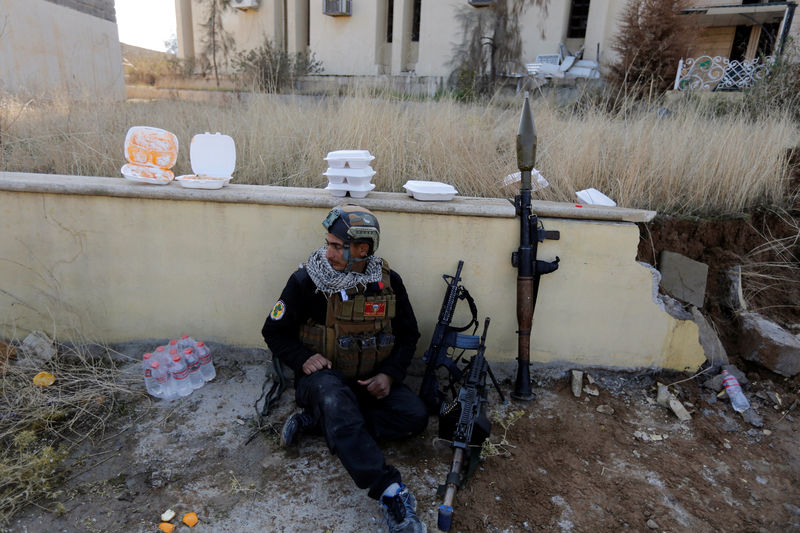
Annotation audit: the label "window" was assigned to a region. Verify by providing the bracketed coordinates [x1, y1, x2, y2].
[567, 0, 590, 39]
[387, 0, 394, 43]
[412, 0, 421, 42]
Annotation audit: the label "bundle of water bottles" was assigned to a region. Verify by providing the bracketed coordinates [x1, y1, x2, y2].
[141, 335, 216, 400]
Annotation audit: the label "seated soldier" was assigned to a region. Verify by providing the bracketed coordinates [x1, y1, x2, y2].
[262, 204, 428, 533]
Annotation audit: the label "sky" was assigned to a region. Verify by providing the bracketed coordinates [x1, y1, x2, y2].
[115, 0, 177, 52]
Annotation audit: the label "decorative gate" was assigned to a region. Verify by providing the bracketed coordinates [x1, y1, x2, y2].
[673, 55, 773, 91]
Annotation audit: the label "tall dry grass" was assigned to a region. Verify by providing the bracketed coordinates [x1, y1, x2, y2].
[1, 90, 797, 216]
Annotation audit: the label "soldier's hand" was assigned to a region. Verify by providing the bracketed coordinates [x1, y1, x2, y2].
[302, 353, 332, 375]
[357, 373, 393, 399]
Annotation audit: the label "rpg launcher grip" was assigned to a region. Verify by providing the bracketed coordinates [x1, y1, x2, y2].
[418, 260, 479, 415]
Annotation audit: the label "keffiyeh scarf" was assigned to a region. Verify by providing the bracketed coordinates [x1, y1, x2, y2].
[305, 246, 383, 297]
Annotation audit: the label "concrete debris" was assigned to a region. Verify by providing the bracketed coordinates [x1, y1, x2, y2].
[739, 312, 800, 377]
[596, 404, 614, 415]
[692, 307, 729, 368]
[741, 408, 764, 428]
[656, 383, 671, 407]
[669, 398, 692, 421]
[646, 518, 659, 529]
[763, 429, 772, 436]
[571, 370, 583, 398]
[634, 431, 667, 442]
[765, 391, 782, 407]
[586, 374, 596, 385]
[583, 385, 600, 396]
[19, 331, 56, 362]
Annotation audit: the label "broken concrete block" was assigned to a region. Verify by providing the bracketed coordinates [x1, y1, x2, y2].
[583, 385, 600, 396]
[668, 398, 692, 421]
[659, 251, 709, 308]
[739, 312, 800, 377]
[571, 370, 583, 398]
[596, 404, 614, 415]
[691, 307, 729, 369]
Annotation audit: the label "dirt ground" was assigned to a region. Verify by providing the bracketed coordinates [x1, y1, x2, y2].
[7, 212, 800, 533]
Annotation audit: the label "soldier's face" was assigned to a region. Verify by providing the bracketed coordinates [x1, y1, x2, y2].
[325, 233, 368, 272]
[325, 233, 349, 271]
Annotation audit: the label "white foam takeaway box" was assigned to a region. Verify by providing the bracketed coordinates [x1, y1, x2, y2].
[323, 167, 376, 187]
[324, 150, 375, 169]
[575, 187, 616, 207]
[176, 132, 236, 189]
[403, 181, 458, 201]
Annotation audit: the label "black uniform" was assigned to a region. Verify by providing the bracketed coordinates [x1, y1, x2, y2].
[262, 266, 428, 499]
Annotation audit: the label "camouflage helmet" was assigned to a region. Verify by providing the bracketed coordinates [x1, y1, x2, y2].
[322, 204, 380, 255]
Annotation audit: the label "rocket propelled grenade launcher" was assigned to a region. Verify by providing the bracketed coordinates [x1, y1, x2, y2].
[512, 93, 560, 400]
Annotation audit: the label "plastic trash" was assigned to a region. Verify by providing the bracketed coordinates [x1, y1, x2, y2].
[721, 369, 750, 412]
[575, 188, 616, 206]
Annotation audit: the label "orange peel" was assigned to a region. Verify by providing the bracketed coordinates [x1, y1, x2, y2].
[182, 512, 199, 527]
[157, 522, 175, 533]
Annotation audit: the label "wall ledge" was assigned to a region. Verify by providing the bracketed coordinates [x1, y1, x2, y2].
[0, 171, 656, 223]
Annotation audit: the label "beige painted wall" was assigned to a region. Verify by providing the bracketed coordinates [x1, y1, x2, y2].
[0, 0, 125, 98]
[0, 172, 706, 372]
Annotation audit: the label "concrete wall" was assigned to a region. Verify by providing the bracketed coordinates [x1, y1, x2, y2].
[0, 0, 125, 99]
[0, 172, 706, 372]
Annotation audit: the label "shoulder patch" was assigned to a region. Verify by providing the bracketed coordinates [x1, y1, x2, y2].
[270, 300, 286, 320]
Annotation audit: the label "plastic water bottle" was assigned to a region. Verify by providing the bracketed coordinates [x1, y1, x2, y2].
[154, 345, 170, 367]
[721, 369, 750, 412]
[168, 349, 192, 397]
[178, 334, 197, 351]
[142, 353, 157, 395]
[196, 342, 216, 381]
[183, 348, 204, 390]
[150, 360, 168, 398]
[168, 339, 180, 352]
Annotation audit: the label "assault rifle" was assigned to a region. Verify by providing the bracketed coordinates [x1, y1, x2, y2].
[436, 317, 504, 531]
[418, 260, 480, 414]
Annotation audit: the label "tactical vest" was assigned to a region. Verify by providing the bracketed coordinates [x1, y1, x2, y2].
[300, 261, 396, 380]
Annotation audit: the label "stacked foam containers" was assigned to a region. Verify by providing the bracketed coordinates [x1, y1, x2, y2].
[323, 150, 376, 198]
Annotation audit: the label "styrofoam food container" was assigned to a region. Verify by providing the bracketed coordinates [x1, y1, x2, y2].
[124, 126, 179, 169]
[325, 182, 376, 199]
[324, 167, 376, 187]
[175, 175, 231, 189]
[402, 180, 458, 201]
[190, 132, 236, 177]
[324, 150, 375, 169]
[121, 163, 173, 185]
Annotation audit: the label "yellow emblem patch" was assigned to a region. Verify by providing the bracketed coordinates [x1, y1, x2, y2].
[270, 300, 286, 320]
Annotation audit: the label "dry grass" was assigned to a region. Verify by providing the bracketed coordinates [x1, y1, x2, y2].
[0, 335, 139, 523]
[739, 208, 800, 316]
[0, 90, 797, 216]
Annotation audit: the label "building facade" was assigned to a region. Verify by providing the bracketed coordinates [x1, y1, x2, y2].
[174, 0, 798, 81]
[0, 0, 126, 99]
